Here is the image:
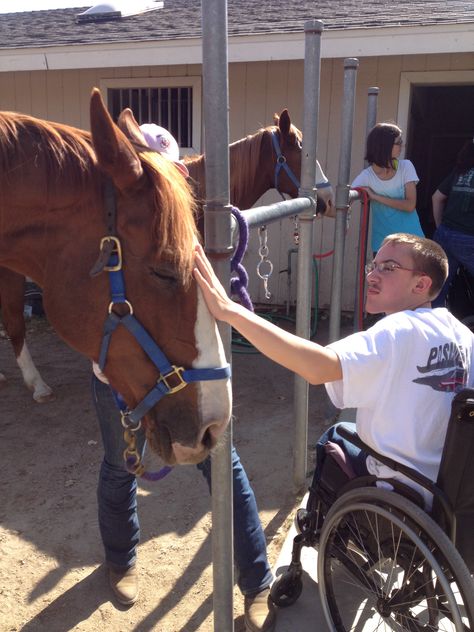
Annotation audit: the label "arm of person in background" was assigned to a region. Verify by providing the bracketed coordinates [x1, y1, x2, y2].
[432, 189, 448, 228]
[193, 244, 342, 385]
[362, 180, 417, 212]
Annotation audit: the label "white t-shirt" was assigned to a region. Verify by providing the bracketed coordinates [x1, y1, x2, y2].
[325, 308, 474, 505]
[351, 159, 423, 252]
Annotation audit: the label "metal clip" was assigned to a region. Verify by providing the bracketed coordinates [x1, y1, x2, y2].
[257, 226, 273, 300]
[158, 365, 187, 394]
[101, 236, 123, 271]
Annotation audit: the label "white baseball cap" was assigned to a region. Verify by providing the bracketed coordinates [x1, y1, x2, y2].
[139, 123, 189, 177]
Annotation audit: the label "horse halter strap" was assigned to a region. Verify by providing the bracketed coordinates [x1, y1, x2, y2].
[97, 179, 231, 428]
[270, 130, 332, 197]
[271, 130, 300, 196]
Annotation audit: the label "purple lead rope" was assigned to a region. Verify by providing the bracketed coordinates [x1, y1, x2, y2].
[230, 206, 254, 311]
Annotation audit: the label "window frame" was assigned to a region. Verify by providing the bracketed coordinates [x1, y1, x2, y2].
[100, 76, 202, 155]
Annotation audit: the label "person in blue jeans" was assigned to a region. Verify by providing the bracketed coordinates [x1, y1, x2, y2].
[92, 375, 275, 632]
[432, 138, 474, 309]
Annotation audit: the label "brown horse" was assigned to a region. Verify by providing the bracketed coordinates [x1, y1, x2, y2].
[183, 109, 334, 213]
[0, 89, 231, 465]
[0, 108, 333, 402]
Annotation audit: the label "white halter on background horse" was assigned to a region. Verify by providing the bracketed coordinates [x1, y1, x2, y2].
[0, 107, 334, 403]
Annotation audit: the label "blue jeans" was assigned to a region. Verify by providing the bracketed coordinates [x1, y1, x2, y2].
[314, 422, 369, 483]
[91, 376, 272, 595]
[433, 223, 474, 308]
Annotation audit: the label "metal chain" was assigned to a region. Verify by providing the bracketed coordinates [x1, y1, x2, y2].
[257, 225, 273, 300]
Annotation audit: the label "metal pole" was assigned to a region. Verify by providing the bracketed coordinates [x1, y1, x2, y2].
[293, 20, 323, 489]
[328, 58, 359, 343]
[353, 86, 379, 330]
[201, 1, 234, 630]
[365, 87, 379, 166]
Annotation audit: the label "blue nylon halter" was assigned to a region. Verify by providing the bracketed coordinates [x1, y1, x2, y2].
[97, 244, 231, 427]
[271, 130, 332, 196]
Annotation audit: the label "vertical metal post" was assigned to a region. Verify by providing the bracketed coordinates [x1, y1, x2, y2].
[328, 58, 359, 343]
[293, 19, 323, 489]
[201, 1, 234, 630]
[365, 87, 379, 166]
[353, 86, 379, 330]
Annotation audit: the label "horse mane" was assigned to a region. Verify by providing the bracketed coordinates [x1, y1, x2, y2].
[139, 150, 198, 283]
[0, 112, 197, 283]
[0, 112, 96, 189]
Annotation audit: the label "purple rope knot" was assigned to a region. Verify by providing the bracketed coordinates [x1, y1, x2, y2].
[230, 206, 254, 311]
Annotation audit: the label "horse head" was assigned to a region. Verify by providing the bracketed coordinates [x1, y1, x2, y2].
[272, 110, 335, 215]
[89, 90, 232, 465]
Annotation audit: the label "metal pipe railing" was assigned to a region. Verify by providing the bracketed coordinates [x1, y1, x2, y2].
[328, 58, 359, 343]
[201, 1, 234, 630]
[293, 19, 323, 490]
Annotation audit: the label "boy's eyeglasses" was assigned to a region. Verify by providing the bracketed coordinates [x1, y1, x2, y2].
[393, 138, 404, 146]
[365, 261, 424, 275]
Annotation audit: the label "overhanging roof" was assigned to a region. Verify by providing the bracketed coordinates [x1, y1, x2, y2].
[1, 0, 473, 71]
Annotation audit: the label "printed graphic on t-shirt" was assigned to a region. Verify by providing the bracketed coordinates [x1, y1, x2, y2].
[413, 342, 467, 392]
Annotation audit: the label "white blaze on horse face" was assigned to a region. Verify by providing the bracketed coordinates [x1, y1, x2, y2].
[315, 160, 335, 215]
[193, 287, 232, 436]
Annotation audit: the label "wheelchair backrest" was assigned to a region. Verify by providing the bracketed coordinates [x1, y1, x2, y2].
[433, 388, 474, 572]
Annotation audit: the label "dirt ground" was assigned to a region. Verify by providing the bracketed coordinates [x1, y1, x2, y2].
[0, 313, 333, 632]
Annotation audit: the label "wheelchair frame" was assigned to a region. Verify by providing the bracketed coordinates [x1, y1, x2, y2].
[271, 388, 474, 631]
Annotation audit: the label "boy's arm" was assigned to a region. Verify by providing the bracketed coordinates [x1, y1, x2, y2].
[193, 245, 342, 385]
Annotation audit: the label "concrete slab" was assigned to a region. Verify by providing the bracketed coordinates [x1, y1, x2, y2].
[272, 492, 330, 632]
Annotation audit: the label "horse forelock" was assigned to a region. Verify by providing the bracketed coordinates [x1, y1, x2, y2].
[140, 151, 198, 284]
[0, 112, 96, 189]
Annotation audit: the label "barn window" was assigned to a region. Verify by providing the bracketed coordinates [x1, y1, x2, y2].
[102, 77, 202, 154]
[108, 86, 193, 148]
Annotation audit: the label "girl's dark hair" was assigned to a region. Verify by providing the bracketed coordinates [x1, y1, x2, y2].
[365, 122, 402, 168]
[455, 139, 474, 173]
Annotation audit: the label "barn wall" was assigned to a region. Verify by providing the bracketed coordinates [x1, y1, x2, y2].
[0, 51, 472, 312]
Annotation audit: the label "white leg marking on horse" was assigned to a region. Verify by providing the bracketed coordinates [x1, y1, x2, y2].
[16, 343, 55, 403]
[193, 289, 232, 431]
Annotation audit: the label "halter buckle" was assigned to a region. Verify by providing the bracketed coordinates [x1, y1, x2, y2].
[101, 236, 123, 271]
[158, 365, 187, 394]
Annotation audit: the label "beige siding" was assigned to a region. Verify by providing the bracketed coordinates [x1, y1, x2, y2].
[0, 51, 472, 311]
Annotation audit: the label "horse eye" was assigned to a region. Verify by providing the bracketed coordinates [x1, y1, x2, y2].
[149, 267, 178, 285]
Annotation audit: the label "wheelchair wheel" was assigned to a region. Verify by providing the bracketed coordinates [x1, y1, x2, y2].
[318, 487, 474, 631]
[270, 570, 303, 607]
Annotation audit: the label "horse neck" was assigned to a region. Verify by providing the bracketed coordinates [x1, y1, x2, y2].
[228, 132, 272, 210]
[185, 132, 273, 212]
[0, 177, 102, 285]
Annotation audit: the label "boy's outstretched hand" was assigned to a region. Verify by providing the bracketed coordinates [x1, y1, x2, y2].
[193, 244, 238, 323]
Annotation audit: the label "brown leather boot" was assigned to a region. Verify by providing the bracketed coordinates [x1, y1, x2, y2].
[109, 566, 138, 606]
[244, 587, 276, 632]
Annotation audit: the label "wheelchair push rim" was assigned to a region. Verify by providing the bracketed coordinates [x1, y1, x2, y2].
[317, 487, 474, 632]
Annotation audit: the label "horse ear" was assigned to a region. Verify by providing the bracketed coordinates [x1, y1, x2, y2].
[117, 107, 148, 147]
[278, 109, 291, 137]
[273, 112, 280, 125]
[89, 88, 143, 190]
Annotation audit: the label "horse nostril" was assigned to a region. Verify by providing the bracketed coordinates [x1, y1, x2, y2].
[201, 427, 213, 450]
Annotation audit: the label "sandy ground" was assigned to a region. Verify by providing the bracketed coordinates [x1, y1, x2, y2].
[0, 314, 333, 632]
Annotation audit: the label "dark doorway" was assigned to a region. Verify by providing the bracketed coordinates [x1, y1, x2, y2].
[406, 84, 474, 238]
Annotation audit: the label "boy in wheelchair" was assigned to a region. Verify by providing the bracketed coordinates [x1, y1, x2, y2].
[195, 233, 474, 625]
[195, 232, 473, 506]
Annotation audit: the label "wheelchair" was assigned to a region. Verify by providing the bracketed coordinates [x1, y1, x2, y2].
[271, 388, 474, 631]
